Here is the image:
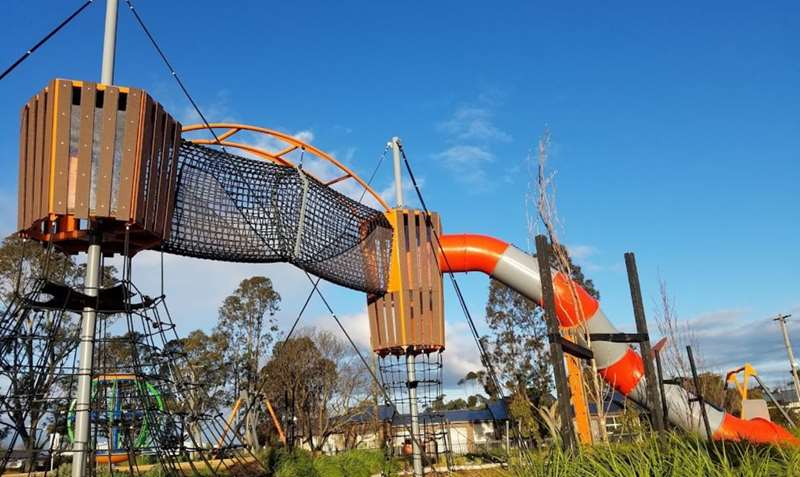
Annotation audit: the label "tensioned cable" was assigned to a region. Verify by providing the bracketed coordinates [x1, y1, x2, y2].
[0, 0, 94, 82]
[396, 143, 504, 399]
[301, 270, 428, 453]
[396, 143, 538, 461]
[357, 143, 391, 204]
[123, 0, 286, 260]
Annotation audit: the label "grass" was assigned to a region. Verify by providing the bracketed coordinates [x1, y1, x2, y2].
[45, 434, 800, 476]
[504, 432, 800, 477]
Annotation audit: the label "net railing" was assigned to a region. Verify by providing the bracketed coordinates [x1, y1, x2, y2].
[161, 142, 393, 294]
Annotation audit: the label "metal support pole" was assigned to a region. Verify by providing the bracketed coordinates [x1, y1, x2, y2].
[71, 237, 103, 477]
[774, 314, 800, 403]
[407, 354, 423, 477]
[100, 0, 118, 84]
[73, 1, 117, 475]
[391, 137, 404, 207]
[535, 235, 577, 451]
[390, 135, 422, 476]
[686, 346, 713, 440]
[752, 374, 797, 428]
[624, 252, 664, 431]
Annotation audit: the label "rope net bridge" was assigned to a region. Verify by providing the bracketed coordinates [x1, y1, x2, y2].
[162, 141, 394, 295]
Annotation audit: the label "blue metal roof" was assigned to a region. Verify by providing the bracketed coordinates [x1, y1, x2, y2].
[353, 400, 509, 424]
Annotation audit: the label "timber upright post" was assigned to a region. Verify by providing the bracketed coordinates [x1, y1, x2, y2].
[535, 235, 577, 451]
[72, 1, 118, 476]
[624, 252, 664, 432]
[391, 137, 423, 477]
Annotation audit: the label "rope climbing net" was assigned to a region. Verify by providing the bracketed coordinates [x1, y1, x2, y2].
[161, 142, 394, 294]
[0, 248, 264, 476]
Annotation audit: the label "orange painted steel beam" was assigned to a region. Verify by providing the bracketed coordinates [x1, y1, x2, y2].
[182, 123, 389, 210]
[565, 351, 593, 444]
[264, 399, 287, 445]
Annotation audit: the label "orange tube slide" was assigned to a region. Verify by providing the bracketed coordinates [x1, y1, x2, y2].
[437, 233, 799, 446]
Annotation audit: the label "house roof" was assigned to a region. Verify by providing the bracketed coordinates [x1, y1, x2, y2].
[352, 400, 509, 425]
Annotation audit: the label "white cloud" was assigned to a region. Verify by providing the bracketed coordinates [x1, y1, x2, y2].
[433, 145, 494, 185]
[438, 107, 511, 143]
[177, 89, 237, 125]
[660, 308, 800, 388]
[433, 95, 512, 189]
[567, 244, 597, 261]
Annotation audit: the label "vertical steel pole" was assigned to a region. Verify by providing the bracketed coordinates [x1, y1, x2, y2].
[73, 2, 117, 476]
[535, 235, 577, 451]
[774, 314, 800, 403]
[391, 137, 404, 207]
[390, 136, 422, 476]
[406, 354, 423, 477]
[100, 0, 118, 84]
[71, 236, 103, 477]
[624, 252, 664, 431]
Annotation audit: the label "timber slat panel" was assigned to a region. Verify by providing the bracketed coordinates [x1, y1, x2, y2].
[33, 92, 46, 223]
[367, 209, 445, 353]
[16, 78, 182, 257]
[154, 118, 176, 236]
[418, 213, 431, 345]
[40, 81, 55, 218]
[18, 104, 29, 230]
[432, 214, 444, 346]
[395, 211, 410, 346]
[160, 120, 182, 238]
[368, 297, 379, 350]
[74, 83, 96, 217]
[134, 96, 156, 224]
[144, 104, 165, 229]
[96, 86, 118, 216]
[24, 98, 37, 228]
[52, 80, 72, 215]
[116, 89, 142, 220]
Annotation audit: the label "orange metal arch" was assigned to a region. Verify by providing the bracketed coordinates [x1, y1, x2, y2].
[182, 123, 390, 210]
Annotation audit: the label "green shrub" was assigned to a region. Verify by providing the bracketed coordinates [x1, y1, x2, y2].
[274, 448, 318, 477]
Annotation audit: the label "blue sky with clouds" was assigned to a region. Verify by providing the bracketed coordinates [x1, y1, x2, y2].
[1, 1, 799, 392]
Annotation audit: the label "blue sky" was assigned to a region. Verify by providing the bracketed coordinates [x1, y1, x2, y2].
[1, 1, 799, 392]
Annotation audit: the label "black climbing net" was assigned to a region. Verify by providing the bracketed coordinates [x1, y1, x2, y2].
[161, 142, 393, 295]
[379, 352, 453, 470]
[0, 243, 266, 476]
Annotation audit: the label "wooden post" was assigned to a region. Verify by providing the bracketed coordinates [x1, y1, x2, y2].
[535, 235, 577, 451]
[624, 252, 664, 432]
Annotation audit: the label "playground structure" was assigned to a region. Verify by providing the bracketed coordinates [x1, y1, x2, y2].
[2, 2, 800, 477]
[66, 374, 165, 465]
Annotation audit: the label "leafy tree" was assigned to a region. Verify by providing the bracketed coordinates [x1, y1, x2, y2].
[163, 329, 230, 446]
[262, 329, 369, 452]
[216, 276, 281, 450]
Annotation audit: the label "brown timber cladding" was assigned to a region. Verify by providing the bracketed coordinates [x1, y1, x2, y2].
[17, 79, 181, 241]
[368, 209, 444, 355]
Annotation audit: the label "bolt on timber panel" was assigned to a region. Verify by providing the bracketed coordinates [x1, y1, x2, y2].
[367, 209, 444, 355]
[16, 79, 181, 255]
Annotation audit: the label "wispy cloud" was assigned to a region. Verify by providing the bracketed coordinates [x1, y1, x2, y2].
[567, 244, 597, 261]
[433, 94, 511, 188]
[437, 107, 512, 143]
[433, 145, 495, 185]
[177, 89, 238, 125]
[661, 308, 800, 388]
